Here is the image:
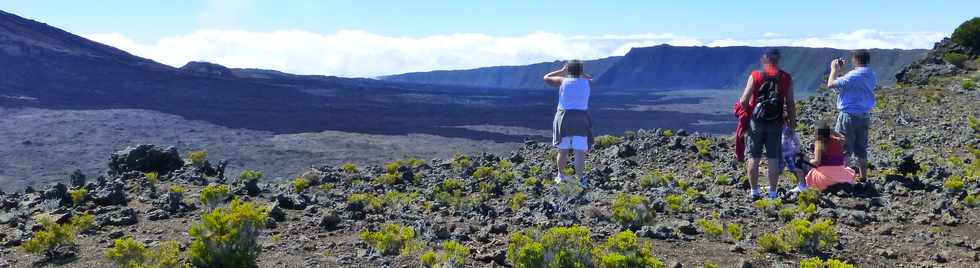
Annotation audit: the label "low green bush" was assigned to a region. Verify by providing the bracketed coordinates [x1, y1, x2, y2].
[451, 154, 472, 171]
[754, 199, 782, 217]
[662, 129, 674, 137]
[612, 193, 654, 227]
[347, 191, 419, 213]
[105, 237, 182, 268]
[340, 162, 358, 174]
[293, 177, 311, 193]
[187, 150, 208, 166]
[360, 224, 420, 256]
[694, 139, 712, 157]
[944, 176, 965, 192]
[144, 172, 160, 185]
[963, 79, 977, 90]
[199, 184, 231, 209]
[952, 17, 980, 52]
[757, 232, 790, 254]
[441, 241, 470, 267]
[238, 170, 263, 183]
[782, 218, 838, 253]
[595, 135, 623, 149]
[727, 223, 743, 242]
[595, 230, 664, 268]
[372, 173, 400, 185]
[944, 52, 969, 67]
[21, 216, 77, 259]
[69, 188, 88, 205]
[965, 194, 978, 207]
[188, 199, 268, 267]
[695, 218, 723, 238]
[799, 257, 856, 268]
[664, 194, 688, 213]
[510, 192, 528, 212]
[71, 213, 95, 232]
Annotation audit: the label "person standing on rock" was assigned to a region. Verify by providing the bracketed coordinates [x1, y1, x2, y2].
[544, 60, 593, 188]
[738, 49, 796, 199]
[827, 50, 877, 181]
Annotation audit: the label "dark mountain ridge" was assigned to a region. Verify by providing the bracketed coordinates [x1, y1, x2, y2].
[382, 45, 925, 90]
[380, 56, 622, 89]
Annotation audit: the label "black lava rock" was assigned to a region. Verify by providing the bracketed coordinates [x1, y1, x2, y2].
[108, 144, 184, 176]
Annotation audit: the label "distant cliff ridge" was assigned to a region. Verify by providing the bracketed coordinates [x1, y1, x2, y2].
[382, 45, 926, 90]
[380, 56, 622, 89]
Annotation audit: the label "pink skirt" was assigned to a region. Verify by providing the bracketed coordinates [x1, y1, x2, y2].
[805, 166, 856, 191]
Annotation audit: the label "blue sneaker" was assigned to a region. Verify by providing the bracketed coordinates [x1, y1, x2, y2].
[579, 176, 589, 189]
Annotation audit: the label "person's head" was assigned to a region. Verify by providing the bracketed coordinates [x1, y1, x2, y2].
[762, 49, 781, 65]
[815, 121, 832, 142]
[566, 60, 584, 77]
[851, 49, 870, 67]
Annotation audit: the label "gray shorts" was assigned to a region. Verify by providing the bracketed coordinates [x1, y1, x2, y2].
[835, 112, 870, 159]
[747, 119, 783, 159]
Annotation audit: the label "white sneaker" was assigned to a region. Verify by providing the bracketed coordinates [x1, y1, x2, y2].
[789, 185, 807, 193]
[554, 174, 568, 184]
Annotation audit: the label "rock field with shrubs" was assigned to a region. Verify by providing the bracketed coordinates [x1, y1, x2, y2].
[1, 30, 980, 268]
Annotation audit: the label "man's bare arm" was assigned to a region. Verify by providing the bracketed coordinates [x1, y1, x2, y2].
[543, 67, 567, 87]
[739, 75, 755, 109]
[826, 59, 842, 91]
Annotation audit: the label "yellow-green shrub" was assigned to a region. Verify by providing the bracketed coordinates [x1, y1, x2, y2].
[441, 241, 470, 267]
[21, 216, 76, 258]
[595, 135, 623, 149]
[71, 213, 95, 232]
[510, 192, 528, 212]
[664, 194, 688, 213]
[420, 250, 439, 267]
[188, 199, 268, 267]
[144, 172, 160, 185]
[695, 218, 723, 238]
[612, 193, 654, 226]
[757, 232, 790, 254]
[727, 223, 743, 242]
[754, 199, 782, 217]
[238, 170, 263, 183]
[359, 224, 419, 256]
[293, 177, 310, 193]
[694, 139, 712, 157]
[341, 162, 358, 174]
[69, 188, 88, 205]
[199, 184, 231, 209]
[105, 237, 182, 268]
[595, 230, 664, 268]
[507, 226, 594, 268]
[187, 150, 208, 166]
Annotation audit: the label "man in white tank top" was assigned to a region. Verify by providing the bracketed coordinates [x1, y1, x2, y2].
[544, 60, 594, 188]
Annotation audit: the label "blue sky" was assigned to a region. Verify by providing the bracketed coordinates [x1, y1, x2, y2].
[3, 1, 976, 77]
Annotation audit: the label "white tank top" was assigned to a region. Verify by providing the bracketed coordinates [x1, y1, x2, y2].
[558, 77, 590, 111]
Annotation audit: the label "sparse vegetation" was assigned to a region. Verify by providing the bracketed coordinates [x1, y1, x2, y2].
[69, 187, 88, 205]
[611, 193, 654, 227]
[695, 218, 723, 238]
[341, 162, 358, 174]
[799, 257, 856, 268]
[169, 185, 185, 194]
[664, 194, 688, 213]
[510, 192, 528, 212]
[754, 199, 782, 217]
[782, 218, 838, 253]
[71, 213, 95, 232]
[965, 194, 978, 207]
[727, 223, 743, 242]
[944, 52, 969, 67]
[595, 230, 665, 268]
[451, 154, 472, 171]
[434, 178, 475, 212]
[757, 232, 790, 254]
[694, 139, 712, 157]
[144, 172, 160, 184]
[662, 129, 674, 137]
[506, 226, 594, 268]
[238, 170, 263, 183]
[21, 215, 78, 260]
[188, 199, 268, 267]
[360, 223, 420, 256]
[420, 250, 439, 267]
[440, 241, 470, 267]
[293, 177, 311, 193]
[595, 135, 623, 149]
[944, 176, 965, 192]
[187, 150, 208, 166]
[199, 184, 231, 209]
[105, 237, 181, 268]
[347, 191, 419, 213]
[963, 79, 977, 90]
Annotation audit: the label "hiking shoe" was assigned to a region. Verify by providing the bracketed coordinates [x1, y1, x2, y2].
[789, 185, 807, 193]
[750, 191, 762, 201]
[579, 177, 589, 189]
[554, 174, 568, 184]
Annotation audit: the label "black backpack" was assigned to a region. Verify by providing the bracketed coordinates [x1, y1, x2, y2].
[752, 70, 784, 121]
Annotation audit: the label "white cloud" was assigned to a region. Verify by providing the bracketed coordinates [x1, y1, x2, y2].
[84, 29, 946, 78]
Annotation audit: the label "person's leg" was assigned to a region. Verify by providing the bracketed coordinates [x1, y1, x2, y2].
[556, 137, 571, 182]
[854, 116, 871, 180]
[746, 121, 765, 197]
[835, 112, 855, 167]
[747, 158, 760, 195]
[764, 121, 783, 198]
[573, 150, 586, 177]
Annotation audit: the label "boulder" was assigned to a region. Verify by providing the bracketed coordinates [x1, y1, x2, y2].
[42, 183, 71, 207]
[108, 144, 184, 176]
[68, 169, 86, 188]
[90, 181, 128, 206]
[101, 208, 138, 226]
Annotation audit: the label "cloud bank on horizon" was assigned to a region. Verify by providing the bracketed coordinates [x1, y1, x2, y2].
[86, 29, 945, 78]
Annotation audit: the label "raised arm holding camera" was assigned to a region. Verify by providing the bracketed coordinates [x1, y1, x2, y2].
[826, 50, 878, 181]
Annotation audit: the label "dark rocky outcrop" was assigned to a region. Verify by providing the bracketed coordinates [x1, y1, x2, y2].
[381, 56, 622, 89]
[896, 38, 971, 85]
[108, 144, 184, 176]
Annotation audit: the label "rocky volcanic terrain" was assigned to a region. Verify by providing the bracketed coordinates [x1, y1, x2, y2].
[0, 39, 978, 267]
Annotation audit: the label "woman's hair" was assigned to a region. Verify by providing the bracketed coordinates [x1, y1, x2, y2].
[815, 121, 832, 143]
[566, 60, 584, 77]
